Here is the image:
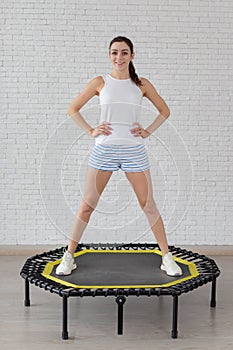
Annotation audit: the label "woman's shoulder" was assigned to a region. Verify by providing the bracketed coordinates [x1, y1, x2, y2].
[140, 77, 151, 85]
[89, 75, 105, 84]
[86, 75, 104, 88]
[139, 77, 152, 95]
[87, 75, 105, 95]
[139, 77, 156, 96]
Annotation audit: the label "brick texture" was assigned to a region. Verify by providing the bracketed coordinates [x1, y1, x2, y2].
[1, 0, 233, 245]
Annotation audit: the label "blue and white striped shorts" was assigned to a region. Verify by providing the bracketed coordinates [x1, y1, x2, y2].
[88, 143, 150, 172]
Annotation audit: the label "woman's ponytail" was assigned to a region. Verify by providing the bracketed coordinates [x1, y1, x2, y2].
[129, 60, 142, 87]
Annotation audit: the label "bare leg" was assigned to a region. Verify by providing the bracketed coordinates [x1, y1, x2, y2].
[67, 167, 113, 254]
[125, 169, 169, 256]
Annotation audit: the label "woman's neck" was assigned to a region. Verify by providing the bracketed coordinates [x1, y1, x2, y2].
[110, 70, 130, 80]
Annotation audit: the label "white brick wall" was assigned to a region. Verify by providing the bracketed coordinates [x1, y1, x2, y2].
[1, 0, 233, 245]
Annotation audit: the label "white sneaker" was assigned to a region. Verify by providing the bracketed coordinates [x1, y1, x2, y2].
[160, 252, 182, 277]
[56, 250, 77, 276]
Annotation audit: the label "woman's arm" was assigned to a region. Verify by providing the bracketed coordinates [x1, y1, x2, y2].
[131, 78, 170, 138]
[67, 76, 103, 134]
[67, 76, 112, 137]
[143, 78, 170, 135]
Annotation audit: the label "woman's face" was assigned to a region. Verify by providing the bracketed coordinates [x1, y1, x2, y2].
[109, 41, 134, 73]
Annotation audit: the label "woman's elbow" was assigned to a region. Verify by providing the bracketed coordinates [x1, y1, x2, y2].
[161, 108, 170, 119]
[67, 107, 79, 117]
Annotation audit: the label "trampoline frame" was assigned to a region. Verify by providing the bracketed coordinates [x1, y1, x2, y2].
[20, 243, 220, 339]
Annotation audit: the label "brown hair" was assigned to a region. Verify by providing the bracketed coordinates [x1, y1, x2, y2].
[109, 36, 142, 87]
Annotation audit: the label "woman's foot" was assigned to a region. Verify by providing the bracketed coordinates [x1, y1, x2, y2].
[160, 252, 182, 276]
[56, 250, 77, 276]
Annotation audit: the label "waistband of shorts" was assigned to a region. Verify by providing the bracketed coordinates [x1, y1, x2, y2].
[93, 143, 146, 150]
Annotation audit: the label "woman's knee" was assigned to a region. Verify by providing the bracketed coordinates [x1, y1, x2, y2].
[79, 200, 96, 217]
[141, 199, 158, 215]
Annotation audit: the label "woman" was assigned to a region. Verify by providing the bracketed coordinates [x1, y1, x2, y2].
[56, 36, 182, 277]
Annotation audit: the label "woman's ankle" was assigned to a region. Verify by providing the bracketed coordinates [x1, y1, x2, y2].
[67, 240, 78, 255]
[161, 248, 169, 257]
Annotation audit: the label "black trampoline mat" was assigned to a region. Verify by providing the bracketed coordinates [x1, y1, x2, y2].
[50, 251, 191, 287]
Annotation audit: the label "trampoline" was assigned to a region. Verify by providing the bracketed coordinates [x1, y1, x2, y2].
[20, 243, 220, 339]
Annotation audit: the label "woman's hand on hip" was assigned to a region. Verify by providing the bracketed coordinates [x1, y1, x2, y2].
[88, 122, 112, 137]
[130, 122, 151, 138]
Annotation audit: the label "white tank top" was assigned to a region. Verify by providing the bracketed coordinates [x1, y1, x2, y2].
[95, 74, 143, 145]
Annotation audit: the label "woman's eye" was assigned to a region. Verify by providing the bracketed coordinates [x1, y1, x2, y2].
[111, 52, 128, 55]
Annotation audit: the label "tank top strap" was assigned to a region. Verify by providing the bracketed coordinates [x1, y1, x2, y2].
[100, 74, 109, 87]
[102, 74, 108, 82]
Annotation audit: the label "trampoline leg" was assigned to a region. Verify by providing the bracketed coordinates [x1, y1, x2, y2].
[171, 295, 178, 339]
[24, 279, 30, 307]
[62, 295, 69, 340]
[210, 277, 217, 308]
[116, 295, 126, 335]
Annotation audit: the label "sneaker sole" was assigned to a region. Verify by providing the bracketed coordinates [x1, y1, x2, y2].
[160, 264, 182, 277]
[56, 263, 77, 276]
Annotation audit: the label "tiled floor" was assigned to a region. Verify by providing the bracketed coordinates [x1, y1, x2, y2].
[1, 254, 232, 350]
